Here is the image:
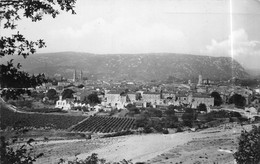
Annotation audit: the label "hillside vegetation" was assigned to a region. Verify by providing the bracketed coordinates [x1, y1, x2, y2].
[2, 52, 249, 81]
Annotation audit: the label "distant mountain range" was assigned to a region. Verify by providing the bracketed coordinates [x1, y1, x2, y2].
[2, 52, 249, 81]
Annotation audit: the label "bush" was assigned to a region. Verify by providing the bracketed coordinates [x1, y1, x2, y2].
[176, 126, 183, 133]
[143, 125, 153, 133]
[58, 153, 133, 164]
[8, 100, 33, 108]
[233, 125, 260, 164]
[162, 129, 169, 134]
[102, 131, 133, 138]
[0, 136, 44, 164]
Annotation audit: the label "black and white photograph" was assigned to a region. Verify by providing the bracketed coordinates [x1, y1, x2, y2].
[1, 0, 260, 163]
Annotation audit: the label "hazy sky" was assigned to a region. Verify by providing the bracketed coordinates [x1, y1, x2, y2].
[1, 0, 260, 69]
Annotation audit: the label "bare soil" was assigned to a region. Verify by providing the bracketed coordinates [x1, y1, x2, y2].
[8, 123, 258, 164]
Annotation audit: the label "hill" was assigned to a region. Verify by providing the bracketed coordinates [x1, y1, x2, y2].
[2, 52, 249, 81]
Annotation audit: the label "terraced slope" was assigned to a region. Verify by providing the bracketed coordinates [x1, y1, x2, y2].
[70, 116, 136, 133]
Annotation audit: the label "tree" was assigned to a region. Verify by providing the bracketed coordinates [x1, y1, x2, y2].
[0, 0, 76, 99]
[162, 106, 178, 128]
[87, 93, 100, 104]
[182, 108, 197, 127]
[197, 103, 207, 112]
[62, 89, 74, 99]
[46, 89, 57, 100]
[229, 94, 246, 107]
[135, 112, 150, 128]
[211, 91, 222, 106]
[234, 125, 260, 164]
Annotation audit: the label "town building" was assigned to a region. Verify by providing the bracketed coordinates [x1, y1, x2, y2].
[55, 96, 72, 111]
[190, 93, 214, 109]
[105, 91, 127, 109]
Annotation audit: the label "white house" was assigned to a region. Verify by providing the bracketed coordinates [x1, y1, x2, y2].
[55, 96, 71, 111]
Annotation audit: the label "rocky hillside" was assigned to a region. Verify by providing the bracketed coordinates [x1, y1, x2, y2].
[3, 52, 249, 81]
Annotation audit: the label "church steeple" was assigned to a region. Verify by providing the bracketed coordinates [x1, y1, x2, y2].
[73, 69, 77, 82]
[79, 70, 83, 81]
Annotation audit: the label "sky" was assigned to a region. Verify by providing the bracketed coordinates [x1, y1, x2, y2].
[1, 0, 260, 69]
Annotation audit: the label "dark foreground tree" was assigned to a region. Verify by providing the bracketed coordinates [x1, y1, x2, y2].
[0, 0, 76, 99]
[234, 125, 260, 164]
[1, 131, 44, 164]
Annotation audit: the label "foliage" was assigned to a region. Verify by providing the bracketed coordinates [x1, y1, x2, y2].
[164, 107, 175, 117]
[46, 89, 58, 100]
[30, 91, 45, 100]
[211, 91, 222, 106]
[163, 107, 179, 128]
[0, 135, 43, 164]
[197, 103, 207, 112]
[204, 110, 242, 123]
[58, 153, 133, 164]
[176, 126, 184, 133]
[135, 112, 150, 128]
[1, 0, 76, 99]
[62, 89, 75, 99]
[234, 125, 260, 164]
[127, 107, 140, 115]
[142, 125, 152, 133]
[102, 131, 133, 138]
[87, 93, 101, 104]
[8, 100, 32, 108]
[229, 93, 246, 107]
[147, 108, 162, 117]
[125, 103, 135, 109]
[162, 129, 169, 134]
[182, 108, 197, 127]
[1, 88, 32, 101]
[0, 61, 47, 94]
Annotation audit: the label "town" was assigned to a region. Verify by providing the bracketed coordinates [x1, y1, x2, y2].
[2, 69, 260, 122]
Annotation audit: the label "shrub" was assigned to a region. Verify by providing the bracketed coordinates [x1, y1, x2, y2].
[176, 126, 183, 133]
[233, 125, 260, 164]
[143, 125, 153, 134]
[162, 129, 169, 134]
[102, 131, 133, 138]
[0, 136, 44, 164]
[58, 153, 134, 164]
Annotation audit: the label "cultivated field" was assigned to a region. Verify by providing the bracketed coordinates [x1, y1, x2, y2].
[70, 116, 136, 133]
